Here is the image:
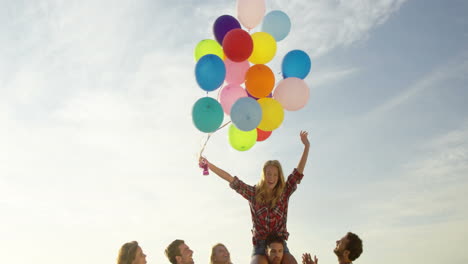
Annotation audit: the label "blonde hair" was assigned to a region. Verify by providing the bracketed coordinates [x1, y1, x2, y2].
[255, 160, 285, 208]
[117, 241, 139, 264]
[210, 243, 231, 264]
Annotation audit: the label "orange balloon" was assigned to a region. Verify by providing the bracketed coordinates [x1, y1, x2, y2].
[245, 64, 275, 98]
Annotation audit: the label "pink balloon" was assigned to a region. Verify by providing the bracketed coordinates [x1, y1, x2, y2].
[237, 0, 266, 30]
[225, 59, 250, 85]
[273, 77, 310, 111]
[220, 84, 248, 115]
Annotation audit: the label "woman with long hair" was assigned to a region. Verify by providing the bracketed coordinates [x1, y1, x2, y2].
[210, 243, 232, 264]
[199, 131, 310, 264]
[117, 241, 147, 264]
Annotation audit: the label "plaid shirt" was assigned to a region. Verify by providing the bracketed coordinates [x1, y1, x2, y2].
[229, 168, 304, 245]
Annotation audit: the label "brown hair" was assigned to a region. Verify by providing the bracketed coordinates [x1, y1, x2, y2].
[117, 241, 139, 264]
[210, 243, 230, 264]
[255, 160, 286, 207]
[165, 239, 185, 264]
[346, 232, 363, 261]
[266, 232, 285, 248]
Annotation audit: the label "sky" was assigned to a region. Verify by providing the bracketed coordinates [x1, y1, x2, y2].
[1, 0, 468, 263]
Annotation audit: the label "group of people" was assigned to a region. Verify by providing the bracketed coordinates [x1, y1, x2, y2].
[117, 231, 362, 264]
[117, 131, 364, 263]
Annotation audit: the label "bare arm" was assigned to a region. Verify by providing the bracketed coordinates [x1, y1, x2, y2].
[296, 131, 310, 174]
[199, 156, 234, 183]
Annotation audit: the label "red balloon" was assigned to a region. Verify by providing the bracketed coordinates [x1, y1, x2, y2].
[223, 29, 253, 62]
[256, 128, 272, 141]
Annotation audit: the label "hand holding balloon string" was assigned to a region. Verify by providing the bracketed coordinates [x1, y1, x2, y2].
[198, 156, 209, 176]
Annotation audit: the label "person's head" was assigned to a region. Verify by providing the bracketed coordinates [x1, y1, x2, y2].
[165, 239, 194, 264]
[266, 233, 285, 264]
[210, 243, 231, 264]
[334, 232, 363, 262]
[256, 160, 286, 206]
[117, 241, 147, 264]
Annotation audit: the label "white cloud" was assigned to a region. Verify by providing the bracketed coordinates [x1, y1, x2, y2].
[311, 67, 359, 88]
[354, 121, 468, 263]
[363, 49, 468, 119]
[266, 0, 407, 57]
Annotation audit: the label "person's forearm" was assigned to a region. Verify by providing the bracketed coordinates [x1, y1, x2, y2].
[208, 162, 235, 183]
[297, 145, 310, 174]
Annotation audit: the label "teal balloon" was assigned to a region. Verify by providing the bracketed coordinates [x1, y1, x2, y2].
[230, 97, 262, 131]
[282, 50, 311, 79]
[192, 97, 224, 133]
[195, 54, 226, 92]
[261, 10, 291, 42]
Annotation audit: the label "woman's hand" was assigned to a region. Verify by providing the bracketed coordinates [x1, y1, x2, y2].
[300, 130, 310, 148]
[199, 157, 234, 183]
[199, 156, 208, 166]
[296, 131, 310, 174]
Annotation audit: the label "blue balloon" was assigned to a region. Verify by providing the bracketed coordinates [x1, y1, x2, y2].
[282, 50, 311, 79]
[261, 10, 291, 42]
[195, 54, 226, 91]
[230, 97, 262, 131]
[192, 97, 224, 133]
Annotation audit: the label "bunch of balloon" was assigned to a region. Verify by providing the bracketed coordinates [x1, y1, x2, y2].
[192, 0, 312, 154]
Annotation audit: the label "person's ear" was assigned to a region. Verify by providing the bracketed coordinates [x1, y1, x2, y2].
[344, 250, 350, 259]
[176, 256, 182, 263]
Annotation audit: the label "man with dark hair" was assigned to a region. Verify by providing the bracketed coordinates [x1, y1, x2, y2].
[165, 239, 195, 264]
[334, 232, 363, 263]
[265, 233, 286, 264]
[302, 232, 363, 264]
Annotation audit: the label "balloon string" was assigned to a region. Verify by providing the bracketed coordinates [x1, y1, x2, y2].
[217, 83, 224, 101]
[199, 120, 232, 157]
[199, 134, 211, 157]
[217, 120, 231, 131]
[200, 85, 229, 157]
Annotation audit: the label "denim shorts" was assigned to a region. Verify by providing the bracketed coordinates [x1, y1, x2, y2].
[252, 239, 290, 257]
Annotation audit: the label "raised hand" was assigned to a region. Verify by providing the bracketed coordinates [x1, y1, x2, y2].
[302, 253, 318, 264]
[199, 156, 208, 166]
[296, 130, 310, 174]
[199, 156, 209, 175]
[300, 130, 310, 147]
[198, 156, 234, 183]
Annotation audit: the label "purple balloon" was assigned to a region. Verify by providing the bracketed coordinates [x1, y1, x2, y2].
[213, 15, 241, 45]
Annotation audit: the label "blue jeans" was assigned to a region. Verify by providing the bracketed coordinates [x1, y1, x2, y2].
[252, 239, 291, 257]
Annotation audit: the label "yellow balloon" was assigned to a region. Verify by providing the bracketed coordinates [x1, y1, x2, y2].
[257, 98, 284, 131]
[248, 32, 277, 64]
[228, 124, 257, 151]
[194, 39, 224, 61]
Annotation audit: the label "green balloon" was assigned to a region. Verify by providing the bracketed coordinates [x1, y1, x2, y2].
[228, 124, 257, 151]
[194, 39, 224, 61]
[192, 97, 224, 133]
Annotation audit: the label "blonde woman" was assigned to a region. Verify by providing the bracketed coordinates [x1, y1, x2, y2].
[210, 243, 232, 264]
[199, 131, 310, 264]
[117, 241, 147, 264]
